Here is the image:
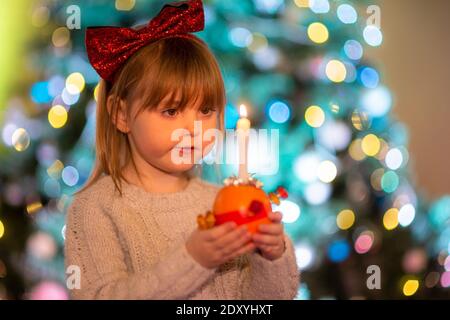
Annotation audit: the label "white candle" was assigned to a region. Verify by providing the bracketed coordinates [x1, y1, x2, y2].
[237, 104, 250, 183]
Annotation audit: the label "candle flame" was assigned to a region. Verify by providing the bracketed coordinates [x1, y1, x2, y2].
[239, 104, 247, 118]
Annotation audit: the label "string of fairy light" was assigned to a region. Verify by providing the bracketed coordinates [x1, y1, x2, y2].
[0, 0, 449, 299]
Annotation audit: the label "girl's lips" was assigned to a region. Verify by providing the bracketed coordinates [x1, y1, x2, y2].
[177, 146, 198, 155]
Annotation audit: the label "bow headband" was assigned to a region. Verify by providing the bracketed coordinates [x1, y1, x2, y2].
[85, 0, 205, 83]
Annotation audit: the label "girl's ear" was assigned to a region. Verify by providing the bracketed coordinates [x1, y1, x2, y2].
[107, 95, 130, 133]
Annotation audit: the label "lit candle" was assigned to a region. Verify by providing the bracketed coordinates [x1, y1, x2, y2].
[237, 104, 251, 183]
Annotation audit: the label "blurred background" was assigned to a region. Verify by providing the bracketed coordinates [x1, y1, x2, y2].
[0, 0, 449, 300]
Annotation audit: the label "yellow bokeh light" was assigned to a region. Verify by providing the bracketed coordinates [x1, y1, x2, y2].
[336, 209, 355, 230]
[326, 60, 347, 83]
[361, 134, 380, 156]
[47, 159, 64, 179]
[307, 22, 329, 44]
[351, 110, 371, 131]
[0, 219, 4, 239]
[11, 128, 30, 152]
[66, 72, 85, 94]
[348, 139, 366, 161]
[31, 6, 50, 28]
[94, 83, 100, 101]
[317, 160, 337, 183]
[52, 27, 70, 47]
[294, 0, 310, 8]
[248, 33, 268, 53]
[383, 208, 399, 230]
[27, 202, 43, 215]
[403, 279, 419, 296]
[115, 0, 136, 11]
[305, 105, 325, 128]
[48, 105, 68, 129]
[330, 104, 340, 113]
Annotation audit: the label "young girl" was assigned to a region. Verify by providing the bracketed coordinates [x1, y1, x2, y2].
[65, 0, 300, 299]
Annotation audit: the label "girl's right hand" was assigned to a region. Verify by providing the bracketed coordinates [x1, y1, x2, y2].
[185, 222, 255, 269]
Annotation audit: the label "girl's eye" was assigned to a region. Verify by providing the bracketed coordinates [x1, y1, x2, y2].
[200, 107, 217, 116]
[162, 108, 178, 117]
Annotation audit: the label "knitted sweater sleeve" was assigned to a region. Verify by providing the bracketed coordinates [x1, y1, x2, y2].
[64, 193, 216, 300]
[239, 234, 300, 300]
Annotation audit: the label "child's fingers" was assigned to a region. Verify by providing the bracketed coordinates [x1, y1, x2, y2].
[219, 228, 251, 254]
[254, 243, 275, 252]
[252, 233, 281, 246]
[268, 211, 283, 223]
[227, 241, 256, 260]
[257, 223, 283, 235]
[205, 222, 237, 241]
[213, 225, 248, 249]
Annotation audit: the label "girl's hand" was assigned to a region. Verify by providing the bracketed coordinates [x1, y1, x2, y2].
[252, 211, 286, 261]
[186, 222, 256, 269]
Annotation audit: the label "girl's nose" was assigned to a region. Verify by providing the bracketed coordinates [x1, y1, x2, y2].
[184, 111, 201, 137]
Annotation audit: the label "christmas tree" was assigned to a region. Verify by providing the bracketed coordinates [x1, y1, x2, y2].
[0, 0, 448, 299]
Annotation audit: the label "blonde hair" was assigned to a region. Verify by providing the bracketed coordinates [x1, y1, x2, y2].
[78, 36, 226, 196]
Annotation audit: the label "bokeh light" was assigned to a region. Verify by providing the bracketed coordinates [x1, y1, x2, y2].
[26, 202, 43, 215]
[48, 105, 68, 128]
[355, 233, 373, 254]
[351, 110, 371, 131]
[31, 6, 50, 27]
[307, 22, 329, 44]
[336, 209, 355, 230]
[248, 32, 268, 53]
[229, 27, 253, 48]
[402, 249, 427, 273]
[65, 72, 85, 95]
[337, 4, 357, 24]
[52, 27, 70, 47]
[398, 203, 416, 227]
[360, 67, 379, 88]
[61, 166, 80, 187]
[381, 171, 399, 193]
[317, 160, 337, 183]
[361, 134, 380, 156]
[440, 272, 450, 288]
[363, 25, 383, 47]
[305, 105, 325, 128]
[402, 279, 419, 296]
[295, 244, 315, 270]
[326, 59, 347, 83]
[274, 200, 301, 223]
[115, 0, 136, 11]
[383, 208, 399, 230]
[0, 219, 4, 239]
[349, 139, 366, 161]
[30, 82, 52, 104]
[317, 121, 352, 151]
[344, 40, 363, 60]
[370, 168, 384, 191]
[328, 240, 350, 263]
[267, 100, 291, 124]
[61, 87, 80, 105]
[294, 152, 321, 183]
[11, 128, 30, 152]
[310, 0, 330, 13]
[361, 86, 392, 117]
[304, 181, 332, 205]
[385, 148, 403, 170]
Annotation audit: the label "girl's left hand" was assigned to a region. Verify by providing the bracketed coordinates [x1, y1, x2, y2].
[251, 211, 286, 261]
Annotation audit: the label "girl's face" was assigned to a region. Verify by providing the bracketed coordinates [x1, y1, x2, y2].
[126, 93, 219, 174]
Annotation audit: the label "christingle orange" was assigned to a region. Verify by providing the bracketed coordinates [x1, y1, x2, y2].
[197, 175, 288, 234]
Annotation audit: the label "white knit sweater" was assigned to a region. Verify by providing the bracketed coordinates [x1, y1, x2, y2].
[64, 174, 300, 299]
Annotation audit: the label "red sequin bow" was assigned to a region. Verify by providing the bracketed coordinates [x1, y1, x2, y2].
[85, 0, 204, 82]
